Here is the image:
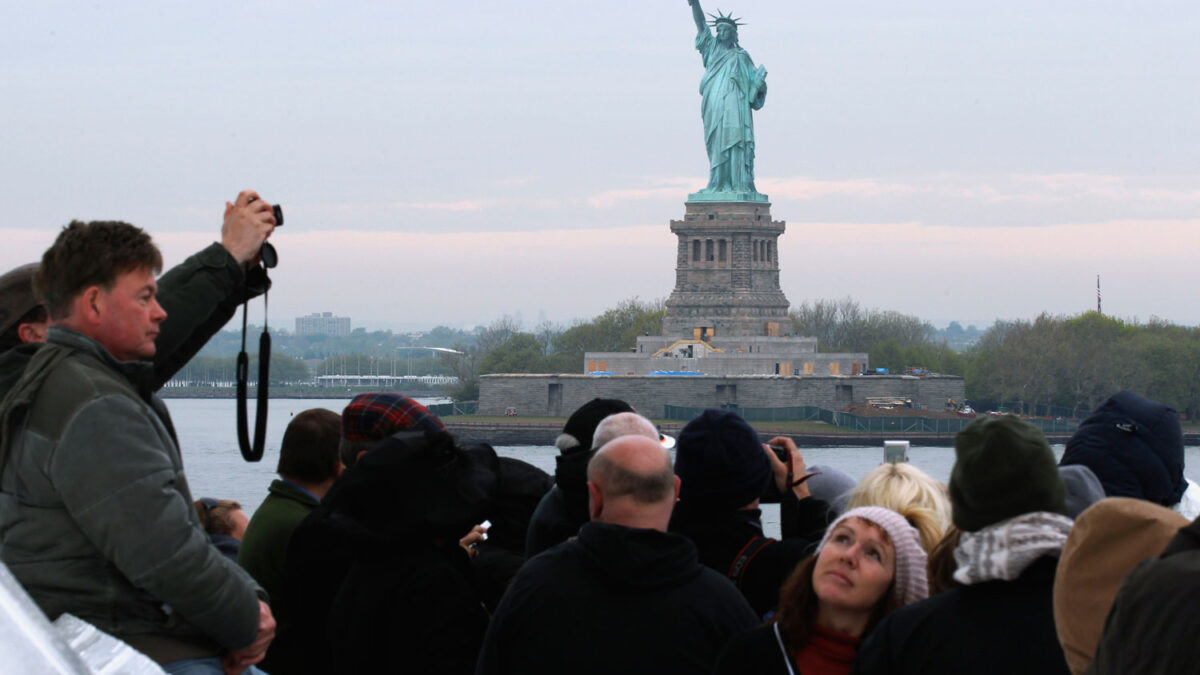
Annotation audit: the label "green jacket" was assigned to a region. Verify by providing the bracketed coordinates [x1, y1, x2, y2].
[0, 243, 268, 663]
[0, 327, 262, 662]
[238, 479, 320, 625]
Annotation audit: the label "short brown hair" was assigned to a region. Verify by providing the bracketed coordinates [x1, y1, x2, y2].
[35, 220, 163, 320]
[195, 498, 243, 536]
[278, 409, 342, 482]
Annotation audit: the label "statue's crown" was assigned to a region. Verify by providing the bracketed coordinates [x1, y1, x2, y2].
[707, 9, 745, 28]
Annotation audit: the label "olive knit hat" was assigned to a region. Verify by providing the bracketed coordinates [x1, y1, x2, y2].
[950, 416, 1067, 532]
[819, 506, 930, 608]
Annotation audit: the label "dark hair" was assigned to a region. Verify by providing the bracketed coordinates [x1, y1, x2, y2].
[195, 498, 243, 536]
[0, 305, 48, 350]
[338, 437, 374, 470]
[34, 220, 163, 320]
[926, 526, 963, 595]
[588, 446, 675, 503]
[775, 532, 895, 654]
[278, 409, 343, 482]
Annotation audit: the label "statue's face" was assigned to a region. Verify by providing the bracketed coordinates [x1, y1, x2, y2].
[716, 22, 737, 43]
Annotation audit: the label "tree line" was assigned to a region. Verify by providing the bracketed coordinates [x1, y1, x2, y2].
[180, 298, 1200, 420]
[458, 297, 1199, 420]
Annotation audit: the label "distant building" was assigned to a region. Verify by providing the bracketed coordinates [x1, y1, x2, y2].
[295, 312, 351, 337]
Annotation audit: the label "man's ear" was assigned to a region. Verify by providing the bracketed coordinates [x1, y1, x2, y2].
[16, 322, 45, 344]
[673, 475, 682, 501]
[78, 286, 105, 326]
[587, 481, 603, 522]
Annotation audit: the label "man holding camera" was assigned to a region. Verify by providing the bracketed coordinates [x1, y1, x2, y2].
[0, 194, 278, 674]
[669, 409, 835, 619]
[0, 190, 277, 397]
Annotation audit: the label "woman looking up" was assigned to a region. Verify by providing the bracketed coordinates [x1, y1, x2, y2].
[714, 506, 929, 675]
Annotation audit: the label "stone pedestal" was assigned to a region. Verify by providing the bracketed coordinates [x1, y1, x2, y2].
[662, 201, 792, 338]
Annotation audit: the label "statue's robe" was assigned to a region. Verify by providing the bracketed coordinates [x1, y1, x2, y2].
[696, 29, 766, 194]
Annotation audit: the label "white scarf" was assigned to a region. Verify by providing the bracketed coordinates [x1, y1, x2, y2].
[953, 511, 1074, 585]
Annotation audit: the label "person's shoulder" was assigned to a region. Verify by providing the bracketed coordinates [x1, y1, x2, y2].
[714, 625, 784, 675]
[25, 354, 143, 434]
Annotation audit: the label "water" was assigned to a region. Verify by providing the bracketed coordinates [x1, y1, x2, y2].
[168, 398, 1200, 538]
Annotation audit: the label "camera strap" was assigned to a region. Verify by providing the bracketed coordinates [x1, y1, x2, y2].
[236, 286, 270, 462]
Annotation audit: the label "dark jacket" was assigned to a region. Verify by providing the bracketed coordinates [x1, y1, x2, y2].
[669, 493, 831, 620]
[852, 555, 1069, 675]
[1088, 516, 1200, 674]
[471, 457, 552, 612]
[0, 328, 262, 663]
[524, 447, 591, 557]
[282, 431, 497, 675]
[1060, 390, 1186, 507]
[713, 624, 792, 675]
[476, 521, 759, 675]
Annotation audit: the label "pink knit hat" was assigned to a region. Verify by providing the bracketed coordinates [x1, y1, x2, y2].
[818, 506, 930, 608]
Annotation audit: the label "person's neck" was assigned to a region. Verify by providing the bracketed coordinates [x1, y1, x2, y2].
[282, 475, 334, 501]
[815, 603, 873, 638]
[597, 503, 671, 532]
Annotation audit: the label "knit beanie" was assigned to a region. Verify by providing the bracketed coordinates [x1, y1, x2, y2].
[341, 392, 445, 442]
[819, 506, 929, 608]
[1059, 464, 1105, 519]
[1060, 391, 1186, 508]
[675, 409, 771, 510]
[950, 416, 1067, 532]
[557, 398, 635, 452]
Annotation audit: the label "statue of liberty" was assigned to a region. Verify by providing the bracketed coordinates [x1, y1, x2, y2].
[687, 0, 768, 201]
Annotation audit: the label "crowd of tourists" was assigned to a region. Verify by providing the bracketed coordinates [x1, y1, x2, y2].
[1, 197, 1200, 674]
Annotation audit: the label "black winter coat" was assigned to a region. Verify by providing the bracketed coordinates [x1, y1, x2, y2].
[523, 448, 591, 557]
[1088, 516, 1200, 674]
[669, 493, 830, 620]
[476, 521, 759, 675]
[852, 556, 1069, 675]
[713, 624, 792, 675]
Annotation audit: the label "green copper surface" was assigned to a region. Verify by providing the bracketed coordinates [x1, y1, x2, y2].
[687, 0, 768, 203]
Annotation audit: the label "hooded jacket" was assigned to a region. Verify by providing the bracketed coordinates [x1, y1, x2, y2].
[476, 521, 759, 675]
[1054, 498, 1187, 674]
[281, 431, 497, 675]
[1060, 391, 1186, 507]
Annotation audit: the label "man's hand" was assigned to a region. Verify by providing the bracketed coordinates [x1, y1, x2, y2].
[763, 436, 812, 500]
[222, 600, 276, 675]
[221, 190, 277, 267]
[459, 523, 488, 558]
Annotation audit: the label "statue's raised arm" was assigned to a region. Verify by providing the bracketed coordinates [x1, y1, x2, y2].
[688, 0, 707, 35]
[687, 2, 768, 201]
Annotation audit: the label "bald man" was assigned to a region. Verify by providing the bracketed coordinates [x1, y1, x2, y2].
[589, 411, 660, 454]
[476, 436, 757, 675]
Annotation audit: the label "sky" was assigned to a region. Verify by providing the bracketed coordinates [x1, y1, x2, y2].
[3, 1, 1198, 333]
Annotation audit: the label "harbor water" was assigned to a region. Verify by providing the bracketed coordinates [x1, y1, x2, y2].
[170, 398, 1200, 539]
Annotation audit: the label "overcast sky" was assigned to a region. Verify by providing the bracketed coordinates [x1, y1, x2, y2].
[3, 1, 1197, 332]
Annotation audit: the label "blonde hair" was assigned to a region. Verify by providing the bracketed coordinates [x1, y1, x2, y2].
[846, 463, 952, 552]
